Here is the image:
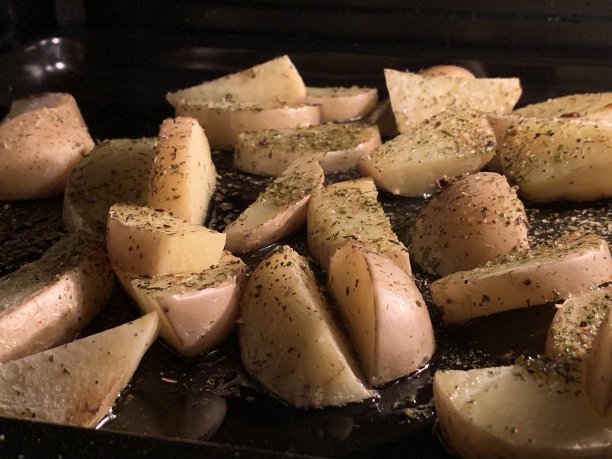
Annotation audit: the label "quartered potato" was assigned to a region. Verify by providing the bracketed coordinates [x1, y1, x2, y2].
[305, 86, 378, 122]
[0, 92, 94, 200]
[63, 138, 156, 238]
[514, 92, 612, 122]
[0, 231, 113, 363]
[0, 312, 159, 428]
[116, 253, 247, 357]
[384, 69, 521, 132]
[584, 309, 612, 425]
[358, 108, 496, 197]
[500, 117, 612, 202]
[328, 244, 435, 386]
[430, 233, 612, 324]
[224, 157, 324, 253]
[234, 122, 381, 176]
[409, 172, 529, 276]
[148, 117, 216, 224]
[367, 99, 398, 138]
[434, 362, 612, 459]
[307, 177, 411, 273]
[239, 246, 372, 409]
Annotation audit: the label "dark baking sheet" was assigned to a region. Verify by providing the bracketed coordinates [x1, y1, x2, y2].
[0, 34, 611, 458]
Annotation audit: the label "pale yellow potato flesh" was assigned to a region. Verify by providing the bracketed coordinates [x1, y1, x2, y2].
[434, 364, 612, 459]
[106, 204, 225, 276]
[358, 108, 496, 197]
[328, 244, 435, 386]
[166, 55, 306, 107]
[0, 232, 113, 363]
[115, 253, 246, 357]
[430, 233, 612, 324]
[0, 312, 159, 428]
[514, 93, 612, 122]
[307, 177, 411, 274]
[148, 117, 216, 224]
[409, 172, 529, 276]
[234, 122, 381, 176]
[305, 86, 378, 122]
[384, 69, 521, 132]
[63, 138, 156, 238]
[239, 246, 372, 409]
[0, 92, 94, 200]
[584, 310, 612, 425]
[485, 113, 519, 171]
[224, 158, 324, 253]
[418, 64, 476, 79]
[500, 117, 612, 202]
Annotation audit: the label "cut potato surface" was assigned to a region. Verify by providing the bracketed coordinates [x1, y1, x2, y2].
[175, 101, 320, 151]
[430, 233, 612, 324]
[0, 231, 113, 363]
[0, 92, 94, 200]
[0, 312, 159, 428]
[358, 108, 496, 197]
[514, 92, 612, 122]
[418, 64, 476, 79]
[434, 363, 612, 459]
[305, 86, 378, 122]
[409, 172, 529, 276]
[307, 177, 411, 274]
[116, 253, 246, 357]
[224, 158, 324, 253]
[63, 138, 156, 237]
[106, 204, 225, 276]
[584, 309, 612, 424]
[500, 117, 612, 202]
[239, 246, 372, 409]
[328, 244, 435, 386]
[385, 69, 521, 132]
[367, 99, 398, 138]
[148, 117, 216, 224]
[234, 122, 381, 176]
[166, 55, 306, 107]
[546, 284, 612, 363]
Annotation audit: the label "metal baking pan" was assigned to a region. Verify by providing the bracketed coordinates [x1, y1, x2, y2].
[0, 33, 610, 458]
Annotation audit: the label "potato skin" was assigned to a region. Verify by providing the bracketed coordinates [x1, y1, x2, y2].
[418, 65, 475, 79]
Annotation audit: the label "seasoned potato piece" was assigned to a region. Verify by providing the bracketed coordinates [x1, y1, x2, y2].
[116, 253, 246, 357]
[239, 246, 372, 408]
[358, 108, 496, 197]
[418, 64, 475, 79]
[500, 117, 612, 202]
[305, 86, 378, 122]
[0, 312, 159, 428]
[485, 113, 519, 171]
[63, 138, 156, 238]
[0, 232, 113, 363]
[234, 122, 381, 176]
[106, 204, 225, 276]
[225, 158, 324, 253]
[328, 244, 435, 386]
[514, 93, 612, 122]
[434, 362, 612, 459]
[0, 92, 94, 200]
[367, 99, 398, 138]
[385, 69, 521, 132]
[409, 172, 529, 276]
[307, 178, 411, 274]
[585, 309, 612, 424]
[430, 233, 612, 324]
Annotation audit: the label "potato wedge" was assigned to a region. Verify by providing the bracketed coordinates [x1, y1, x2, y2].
[409, 172, 529, 276]
[430, 233, 612, 324]
[174, 101, 321, 151]
[225, 158, 324, 253]
[385, 69, 521, 132]
[0, 231, 113, 363]
[500, 117, 612, 202]
[358, 108, 496, 197]
[585, 309, 612, 424]
[0, 312, 159, 428]
[0, 92, 94, 200]
[63, 138, 156, 237]
[328, 244, 435, 386]
[367, 99, 398, 138]
[166, 55, 306, 107]
[514, 93, 612, 122]
[485, 113, 519, 171]
[418, 64, 476, 79]
[148, 117, 216, 224]
[305, 86, 378, 122]
[233, 122, 381, 176]
[434, 363, 612, 459]
[115, 253, 246, 357]
[307, 177, 411, 274]
[106, 204, 225, 276]
[239, 246, 372, 408]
